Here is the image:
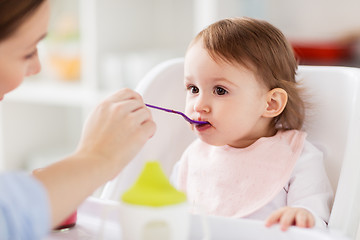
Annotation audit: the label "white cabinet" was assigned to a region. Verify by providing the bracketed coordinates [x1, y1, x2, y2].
[0, 80, 105, 170]
[0, 0, 247, 171]
[0, 0, 207, 171]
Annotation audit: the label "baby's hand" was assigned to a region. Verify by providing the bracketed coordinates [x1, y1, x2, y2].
[265, 207, 315, 231]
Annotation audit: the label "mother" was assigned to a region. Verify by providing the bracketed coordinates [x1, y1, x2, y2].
[0, 1, 156, 239]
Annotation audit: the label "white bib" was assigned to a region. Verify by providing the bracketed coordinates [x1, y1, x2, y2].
[177, 130, 306, 218]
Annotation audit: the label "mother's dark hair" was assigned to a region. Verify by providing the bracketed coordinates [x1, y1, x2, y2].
[0, 0, 45, 41]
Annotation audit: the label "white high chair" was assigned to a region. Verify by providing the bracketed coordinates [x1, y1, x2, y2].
[101, 58, 360, 240]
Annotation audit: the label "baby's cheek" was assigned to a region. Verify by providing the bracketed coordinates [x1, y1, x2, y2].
[184, 105, 192, 116]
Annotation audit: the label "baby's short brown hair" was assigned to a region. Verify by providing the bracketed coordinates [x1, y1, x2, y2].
[191, 17, 305, 130]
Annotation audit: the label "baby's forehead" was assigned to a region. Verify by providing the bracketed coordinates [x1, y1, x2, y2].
[209, 53, 257, 75]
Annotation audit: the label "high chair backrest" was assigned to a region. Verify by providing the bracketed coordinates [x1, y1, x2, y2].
[101, 58, 360, 239]
[297, 65, 360, 240]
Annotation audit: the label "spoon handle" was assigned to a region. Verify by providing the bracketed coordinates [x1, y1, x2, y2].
[145, 104, 208, 125]
[145, 104, 176, 114]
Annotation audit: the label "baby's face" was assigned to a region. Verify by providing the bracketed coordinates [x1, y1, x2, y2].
[184, 41, 271, 148]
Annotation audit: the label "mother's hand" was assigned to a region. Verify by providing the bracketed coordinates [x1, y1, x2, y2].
[76, 88, 156, 179]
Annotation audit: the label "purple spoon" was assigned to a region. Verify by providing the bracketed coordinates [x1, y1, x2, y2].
[145, 104, 209, 125]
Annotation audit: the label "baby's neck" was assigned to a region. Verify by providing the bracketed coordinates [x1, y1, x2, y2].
[228, 127, 277, 149]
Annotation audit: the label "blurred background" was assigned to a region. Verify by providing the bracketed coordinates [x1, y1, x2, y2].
[43, 0, 360, 89]
[0, 0, 359, 172]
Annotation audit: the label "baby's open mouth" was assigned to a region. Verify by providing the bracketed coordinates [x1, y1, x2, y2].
[195, 121, 211, 129]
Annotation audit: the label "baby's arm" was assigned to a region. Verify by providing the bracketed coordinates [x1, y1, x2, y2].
[266, 140, 333, 230]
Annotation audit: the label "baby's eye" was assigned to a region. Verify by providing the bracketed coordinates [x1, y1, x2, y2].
[187, 85, 199, 94]
[214, 87, 228, 95]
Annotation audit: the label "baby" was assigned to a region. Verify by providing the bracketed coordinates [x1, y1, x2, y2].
[171, 17, 333, 231]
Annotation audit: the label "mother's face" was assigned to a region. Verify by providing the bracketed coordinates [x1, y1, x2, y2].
[0, 0, 50, 100]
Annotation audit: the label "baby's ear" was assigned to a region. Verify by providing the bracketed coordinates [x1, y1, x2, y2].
[262, 88, 288, 118]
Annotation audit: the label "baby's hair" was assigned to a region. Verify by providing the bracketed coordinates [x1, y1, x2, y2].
[190, 17, 305, 130]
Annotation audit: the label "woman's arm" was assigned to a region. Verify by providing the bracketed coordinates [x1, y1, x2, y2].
[33, 88, 156, 227]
